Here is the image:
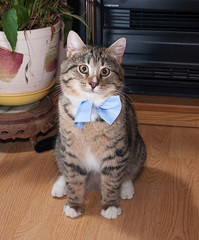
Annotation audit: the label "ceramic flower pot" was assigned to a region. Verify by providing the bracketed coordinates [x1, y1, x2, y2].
[0, 21, 60, 105]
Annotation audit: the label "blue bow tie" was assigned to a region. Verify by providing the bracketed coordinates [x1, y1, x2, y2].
[74, 95, 121, 129]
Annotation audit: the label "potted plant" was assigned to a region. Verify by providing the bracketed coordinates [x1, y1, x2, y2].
[0, 0, 91, 106]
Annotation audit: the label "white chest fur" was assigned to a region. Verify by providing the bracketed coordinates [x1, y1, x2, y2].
[85, 148, 100, 172]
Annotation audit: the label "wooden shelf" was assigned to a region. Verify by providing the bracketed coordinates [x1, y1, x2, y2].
[129, 95, 199, 128]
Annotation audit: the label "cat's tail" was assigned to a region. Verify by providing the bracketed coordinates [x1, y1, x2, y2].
[34, 135, 56, 152]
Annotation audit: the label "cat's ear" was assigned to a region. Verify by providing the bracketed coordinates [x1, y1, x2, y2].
[66, 31, 86, 57]
[106, 38, 126, 64]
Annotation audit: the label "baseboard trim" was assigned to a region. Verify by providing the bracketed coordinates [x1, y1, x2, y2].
[130, 95, 199, 128]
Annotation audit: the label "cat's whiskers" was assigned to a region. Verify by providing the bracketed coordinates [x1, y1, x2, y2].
[50, 83, 61, 98]
[110, 89, 134, 105]
[62, 87, 81, 99]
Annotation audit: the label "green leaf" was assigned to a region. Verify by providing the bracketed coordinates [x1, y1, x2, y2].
[72, 14, 93, 45]
[1, 8, 18, 51]
[60, 11, 93, 45]
[13, 0, 19, 6]
[15, 6, 29, 30]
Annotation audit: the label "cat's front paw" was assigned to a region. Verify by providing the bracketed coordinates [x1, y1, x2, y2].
[101, 206, 121, 219]
[51, 175, 67, 198]
[64, 205, 82, 218]
[120, 180, 134, 200]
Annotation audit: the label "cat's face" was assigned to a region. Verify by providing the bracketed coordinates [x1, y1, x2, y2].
[60, 31, 126, 103]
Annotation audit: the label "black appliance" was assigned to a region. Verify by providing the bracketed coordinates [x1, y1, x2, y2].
[95, 0, 199, 97]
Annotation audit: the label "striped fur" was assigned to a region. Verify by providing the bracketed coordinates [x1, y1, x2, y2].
[53, 31, 146, 219]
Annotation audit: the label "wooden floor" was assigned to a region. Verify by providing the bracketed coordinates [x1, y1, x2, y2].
[0, 125, 199, 240]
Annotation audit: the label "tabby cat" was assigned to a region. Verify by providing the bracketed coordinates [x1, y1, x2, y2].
[51, 31, 146, 219]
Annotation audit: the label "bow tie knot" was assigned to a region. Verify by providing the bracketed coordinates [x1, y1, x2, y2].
[74, 95, 122, 129]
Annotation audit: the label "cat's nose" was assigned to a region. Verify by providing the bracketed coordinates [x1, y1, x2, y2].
[89, 81, 98, 89]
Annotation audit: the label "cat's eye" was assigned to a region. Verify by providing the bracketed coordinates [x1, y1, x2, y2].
[100, 67, 110, 77]
[79, 65, 89, 74]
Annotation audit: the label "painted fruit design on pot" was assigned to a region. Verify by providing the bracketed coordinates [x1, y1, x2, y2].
[0, 47, 23, 82]
[44, 46, 58, 72]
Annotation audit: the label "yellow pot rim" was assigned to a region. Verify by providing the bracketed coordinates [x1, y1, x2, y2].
[0, 79, 55, 106]
[0, 79, 55, 97]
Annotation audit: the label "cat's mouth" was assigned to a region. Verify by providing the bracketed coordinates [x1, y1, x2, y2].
[81, 87, 107, 101]
[80, 82, 109, 97]
[82, 85, 98, 94]
[86, 88, 98, 95]
[90, 88, 98, 93]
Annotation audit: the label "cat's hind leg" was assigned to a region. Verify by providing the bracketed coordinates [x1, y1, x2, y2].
[120, 180, 134, 200]
[51, 175, 67, 197]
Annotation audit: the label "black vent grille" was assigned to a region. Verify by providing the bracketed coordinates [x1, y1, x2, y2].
[124, 65, 199, 83]
[103, 8, 199, 32]
[103, 9, 131, 28]
[131, 10, 199, 31]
